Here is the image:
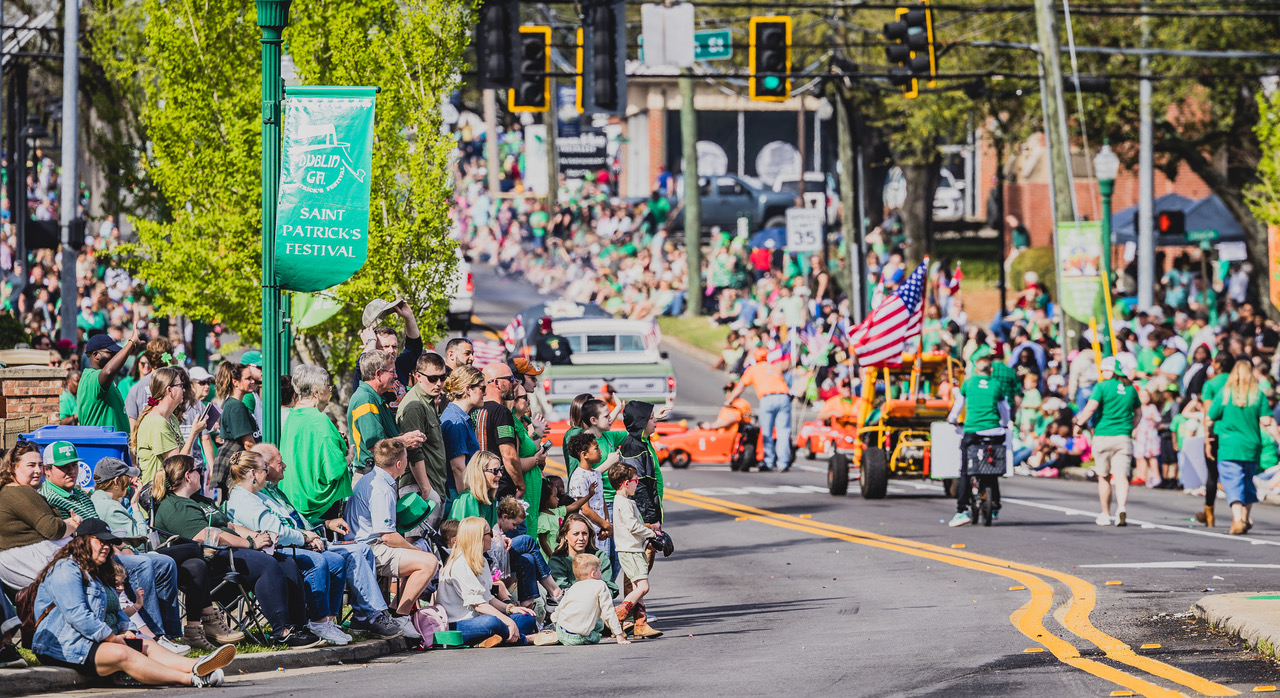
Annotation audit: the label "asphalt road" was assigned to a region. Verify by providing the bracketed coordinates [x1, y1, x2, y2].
[60, 267, 1280, 697]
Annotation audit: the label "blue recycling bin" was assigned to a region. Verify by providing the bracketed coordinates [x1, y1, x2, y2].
[20, 425, 131, 489]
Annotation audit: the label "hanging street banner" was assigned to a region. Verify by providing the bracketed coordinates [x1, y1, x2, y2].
[1055, 221, 1106, 324]
[1270, 225, 1280, 315]
[275, 86, 377, 292]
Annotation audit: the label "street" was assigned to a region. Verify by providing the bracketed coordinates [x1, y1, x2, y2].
[50, 267, 1280, 698]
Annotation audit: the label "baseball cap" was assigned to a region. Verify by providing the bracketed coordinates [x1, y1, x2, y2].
[509, 358, 544, 376]
[239, 350, 263, 367]
[93, 456, 140, 483]
[85, 334, 123, 354]
[1099, 356, 1118, 374]
[188, 366, 213, 382]
[754, 347, 769, 361]
[43, 441, 79, 468]
[362, 298, 403, 329]
[73, 518, 123, 544]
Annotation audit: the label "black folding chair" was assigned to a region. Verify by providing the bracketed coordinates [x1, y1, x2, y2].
[149, 525, 274, 644]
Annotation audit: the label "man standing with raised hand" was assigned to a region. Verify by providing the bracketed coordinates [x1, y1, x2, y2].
[77, 329, 142, 433]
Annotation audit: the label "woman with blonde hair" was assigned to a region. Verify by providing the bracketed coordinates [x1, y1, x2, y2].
[437, 517, 537, 646]
[440, 365, 485, 499]
[1206, 361, 1280, 534]
[131, 366, 205, 486]
[448, 450, 501, 525]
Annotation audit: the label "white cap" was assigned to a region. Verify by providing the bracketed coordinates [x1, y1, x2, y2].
[1099, 356, 1118, 375]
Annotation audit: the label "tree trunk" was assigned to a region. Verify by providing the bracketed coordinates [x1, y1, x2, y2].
[898, 159, 941, 265]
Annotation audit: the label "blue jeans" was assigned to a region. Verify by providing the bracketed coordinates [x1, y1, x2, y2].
[281, 548, 346, 620]
[328, 542, 387, 619]
[1218, 459, 1259, 506]
[1, 586, 18, 637]
[758, 393, 792, 469]
[508, 534, 550, 602]
[1013, 446, 1034, 467]
[117, 552, 181, 638]
[602, 502, 620, 584]
[663, 291, 686, 316]
[451, 611, 538, 646]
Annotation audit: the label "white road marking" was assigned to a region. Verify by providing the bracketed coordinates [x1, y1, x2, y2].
[1078, 561, 1280, 570]
[684, 485, 831, 496]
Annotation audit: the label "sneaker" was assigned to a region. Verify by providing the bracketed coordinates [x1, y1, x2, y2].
[191, 668, 225, 688]
[991, 509, 1000, 521]
[1013, 464, 1033, 476]
[0, 642, 28, 669]
[308, 620, 351, 646]
[391, 613, 422, 641]
[1146, 477, 1161, 489]
[947, 512, 971, 527]
[157, 636, 194, 656]
[349, 612, 403, 640]
[276, 627, 324, 650]
[1115, 511, 1127, 527]
[1130, 477, 1146, 486]
[192, 643, 236, 677]
[1095, 513, 1111, 526]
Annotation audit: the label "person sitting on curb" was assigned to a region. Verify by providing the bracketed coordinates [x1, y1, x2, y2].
[493, 496, 564, 609]
[548, 513, 619, 599]
[436, 517, 539, 647]
[346, 437, 437, 639]
[29, 519, 236, 688]
[551, 553, 628, 646]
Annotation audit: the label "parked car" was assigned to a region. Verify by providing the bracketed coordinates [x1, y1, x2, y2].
[669, 174, 797, 234]
[772, 172, 839, 227]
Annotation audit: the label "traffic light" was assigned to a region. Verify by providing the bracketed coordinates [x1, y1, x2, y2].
[475, 0, 519, 89]
[584, 0, 626, 115]
[883, 1, 937, 98]
[509, 27, 551, 113]
[1156, 210, 1185, 238]
[749, 16, 791, 102]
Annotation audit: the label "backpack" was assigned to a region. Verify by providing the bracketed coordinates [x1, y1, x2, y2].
[408, 604, 449, 650]
[14, 583, 54, 650]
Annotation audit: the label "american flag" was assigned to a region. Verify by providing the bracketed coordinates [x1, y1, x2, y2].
[471, 339, 508, 369]
[849, 259, 928, 367]
[500, 316, 524, 352]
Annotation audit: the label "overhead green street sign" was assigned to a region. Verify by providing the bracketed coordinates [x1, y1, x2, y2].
[695, 30, 732, 60]
[1185, 229, 1219, 243]
[274, 85, 378, 292]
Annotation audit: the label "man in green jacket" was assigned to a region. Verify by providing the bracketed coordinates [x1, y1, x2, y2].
[349, 350, 425, 474]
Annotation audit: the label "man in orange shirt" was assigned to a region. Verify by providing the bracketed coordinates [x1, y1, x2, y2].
[698, 382, 753, 430]
[817, 379, 860, 428]
[725, 348, 793, 471]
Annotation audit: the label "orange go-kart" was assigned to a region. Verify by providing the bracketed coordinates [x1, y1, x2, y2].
[795, 418, 860, 460]
[654, 419, 760, 470]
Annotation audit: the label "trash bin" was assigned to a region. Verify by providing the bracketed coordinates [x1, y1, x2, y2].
[20, 425, 131, 489]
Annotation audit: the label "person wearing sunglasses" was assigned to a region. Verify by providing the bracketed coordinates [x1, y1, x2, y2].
[396, 352, 449, 528]
[440, 366, 485, 501]
[348, 350, 426, 475]
[76, 330, 142, 434]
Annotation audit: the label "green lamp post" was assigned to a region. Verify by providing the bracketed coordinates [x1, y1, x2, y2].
[1093, 142, 1120, 356]
[258, 0, 291, 445]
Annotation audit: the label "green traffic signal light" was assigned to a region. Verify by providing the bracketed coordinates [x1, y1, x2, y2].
[763, 76, 780, 90]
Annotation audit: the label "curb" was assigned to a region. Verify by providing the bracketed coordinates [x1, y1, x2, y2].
[0, 637, 407, 697]
[660, 335, 719, 368]
[1193, 592, 1280, 658]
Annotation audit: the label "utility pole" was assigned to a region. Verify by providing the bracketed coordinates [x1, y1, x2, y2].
[836, 92, 863, 323]
[1034, 0, 1076, 344]
[1137, 0, 1155, 309]
[58, 0, 79, 345]
[484, 88, 500, 197]
[546, 81, 559, 211]
[257, 0, 290, 445]
[679, 69, 702, 317]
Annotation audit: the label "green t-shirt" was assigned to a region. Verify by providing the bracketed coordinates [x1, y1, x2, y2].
[137, 413, 181, 486]
[447, 492, 496, 526]
[77, 367, 130, 433]
[1207, 389, 1271, 462]
[1202, 374, 1228, 404]
[1089, 379, 1141, 437]
[116, 375, 136, 402]
[959, 375, 1004, 433]
[1136, 348, 1163, 375]
[562, 426, 586, 478]
[537, 506, 565, 563]
[58, 391, 77, 420]
[1262, 430, 1279, 471]
[530, 210, 549, 236]
[514, 417, 542, 515]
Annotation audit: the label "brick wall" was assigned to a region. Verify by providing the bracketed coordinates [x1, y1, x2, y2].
[0, 367, 66, 420]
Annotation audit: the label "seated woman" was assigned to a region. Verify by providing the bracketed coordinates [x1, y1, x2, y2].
[226, 448, 403, 643]
[0, 440, 80, 590]
[89, 456, 243, 650]
[30, 519, 235, 687]
[151, 454, 322, 649]
[548, 513, 618, 599]
[437, 517, 538, 647]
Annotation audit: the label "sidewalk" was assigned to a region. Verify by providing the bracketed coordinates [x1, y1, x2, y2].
[0, 637, 407, 697]
[1194, 592, 1280, 657]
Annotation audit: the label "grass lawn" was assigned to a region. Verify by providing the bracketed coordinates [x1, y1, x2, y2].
[657, 315, 729, 357]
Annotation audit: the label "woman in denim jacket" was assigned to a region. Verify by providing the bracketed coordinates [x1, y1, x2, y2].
[31, 519, 235, 687]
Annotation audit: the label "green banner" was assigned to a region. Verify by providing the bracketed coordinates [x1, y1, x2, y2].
[274, 86, 377, 292]
[1055, 221, 1106, 324]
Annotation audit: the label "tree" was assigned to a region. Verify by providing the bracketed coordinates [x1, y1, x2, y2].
[87, 0, 476, 383]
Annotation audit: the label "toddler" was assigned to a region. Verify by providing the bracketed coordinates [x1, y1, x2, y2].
[550, 553, 628, 645]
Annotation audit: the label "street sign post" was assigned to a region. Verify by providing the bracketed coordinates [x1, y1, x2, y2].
[785, 206, 823, 252]
[1185, 229, 1219, 243]
[694, 30, 732, 60]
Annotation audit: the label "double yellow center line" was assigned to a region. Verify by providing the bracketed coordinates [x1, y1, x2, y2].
[661, 488, 1238, 698]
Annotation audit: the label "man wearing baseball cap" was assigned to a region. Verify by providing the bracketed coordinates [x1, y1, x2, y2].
[77, 329, 143, 434]
[1075, 355, 1141, 526]
[724, 347, 793, 471]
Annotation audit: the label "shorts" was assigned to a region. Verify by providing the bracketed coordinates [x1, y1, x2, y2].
[38, 637, 144, 677]
[0, 538, 68, 589]
[1092, 435, 1133, 479]
[618, 551, 649, 583]
[369, 540, 411, 577]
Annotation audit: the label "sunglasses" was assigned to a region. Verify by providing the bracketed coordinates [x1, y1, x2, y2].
[483, 530, 493, 537]
[483, 467, 504, 475]
[416, 372, 446, 384]
[195, 379, 213, 386]
[469, 383, 485, 391]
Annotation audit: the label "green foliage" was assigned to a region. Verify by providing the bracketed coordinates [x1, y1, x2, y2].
[86, 0, 476, 379]
[1009, 246, 1056, 297]
[0, 313, 30, 350]
[1248, 93, 1280, 228]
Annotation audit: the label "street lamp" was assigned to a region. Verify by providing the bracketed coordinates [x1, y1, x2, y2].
[15, 116, 51, 273]
[1093, 142, 1120, 356]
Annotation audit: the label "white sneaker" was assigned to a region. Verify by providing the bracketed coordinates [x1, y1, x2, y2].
[191, 668, 224, 687]
[308, 621, 351, 646]
[157, 636, 194, 656]
[392, 614, 422, 641]
[1095, 513, 1111, 526]
[324, 620, 353, 645]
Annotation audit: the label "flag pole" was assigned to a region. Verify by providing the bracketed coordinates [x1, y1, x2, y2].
[909, 257, 932, 400]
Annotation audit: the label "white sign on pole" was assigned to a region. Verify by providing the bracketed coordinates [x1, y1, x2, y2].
[641, 4, 694, 68]
[785, 207, 824, 252]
